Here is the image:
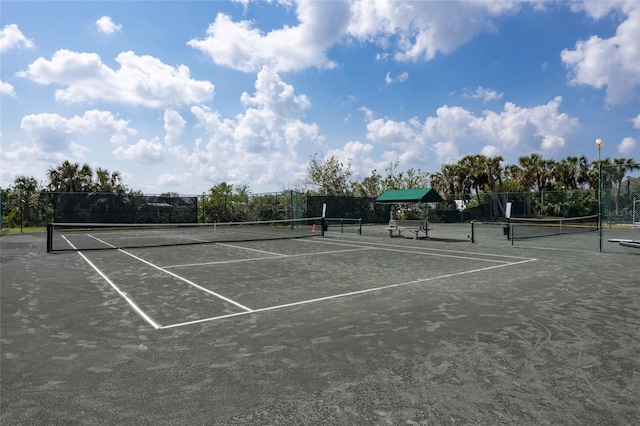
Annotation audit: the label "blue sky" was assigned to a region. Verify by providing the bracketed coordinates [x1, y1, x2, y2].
[1, 0, 639, 194]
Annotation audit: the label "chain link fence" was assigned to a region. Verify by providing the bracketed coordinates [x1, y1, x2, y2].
[1, 190, 306, 231]
[599, 163, 640, 254]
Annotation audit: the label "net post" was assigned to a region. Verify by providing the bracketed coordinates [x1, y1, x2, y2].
[46, 223, 52, 253]
[358, 218, 362, 235]
[510, 223, 514, 246]
[320, 217, 325, 237]
[470, 221, 475, 243]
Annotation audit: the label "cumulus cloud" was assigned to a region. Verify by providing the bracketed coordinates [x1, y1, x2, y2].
[433, 140, 460, 165]
[20, 110, 136, 152]
[188, 0, 351, 72]
[348, 0, 516, 62]
[362, 96, 578, 167]
[1, 81, 16, 97]
[0, 24, 34, 52]
[561, 2, 640, 105]
[189, 1, 523, 73]
[480, 144, 501, 157]
[326, 140, 380, 178]
[156, 173, 191, 187]
[171, 67, 322, 187]
[618, 137, 637, 155]
[96, 16, 122, 34]
[164, 110, 186, 145]
[18, 50, 214, 108]
[633, 114, 640, 129]
[463, 86, 504, 102]
[114, 138, 164, 164]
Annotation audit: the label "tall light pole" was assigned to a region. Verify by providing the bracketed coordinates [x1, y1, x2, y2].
[596, 138, 602, 252]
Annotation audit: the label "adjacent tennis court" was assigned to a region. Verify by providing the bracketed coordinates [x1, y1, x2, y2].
[1, 225, 639, 424]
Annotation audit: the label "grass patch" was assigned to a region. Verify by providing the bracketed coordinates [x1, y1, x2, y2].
[1, 226, 46, 234]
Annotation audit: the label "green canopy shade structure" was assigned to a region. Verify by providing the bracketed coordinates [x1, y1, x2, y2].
[375, 188, 443, 204]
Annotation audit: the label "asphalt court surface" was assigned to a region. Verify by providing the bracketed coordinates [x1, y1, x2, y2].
[62, 233, 536, 329]
[2, 228, 639, 424]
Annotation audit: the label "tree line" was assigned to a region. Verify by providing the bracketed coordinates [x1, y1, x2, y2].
[307, 153, 638, 197]
[2, 154, 638, 227]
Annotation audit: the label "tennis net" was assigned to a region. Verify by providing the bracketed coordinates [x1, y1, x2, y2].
[508, 215, 598, 240]
[47, 217, 324, 252]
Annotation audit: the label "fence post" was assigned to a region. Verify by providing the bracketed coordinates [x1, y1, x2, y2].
[20, 190, 23, 233]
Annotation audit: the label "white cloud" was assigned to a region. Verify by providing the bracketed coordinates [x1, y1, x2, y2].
[362, 96, 578, 168]
[175, 68, 322, 188]
[190, 1, 523, 73]
[463, 86, 504, 102]
[114, 138, 164, 164]
[433, 140, 460, 165]
[348, 0, 516, 62]
[326, 140, 379, 178]
[164, 110, 186, 145]
[366, 116, 417, 144]
[618, 137, 638, 155]
[18, 50, 214, 108]
[96, 16, 122, 34]
[0, 81, 16, 97]
[188, 0, 351, 72]
[156, 173, 191, 187]
[0, 24, 34, 52]
[632, 114, 640, 129]
[480, 144, 501, 157]
[561, 2, 640, 105]
[20, 110, 135, 152]
[385, 71, 409, 85]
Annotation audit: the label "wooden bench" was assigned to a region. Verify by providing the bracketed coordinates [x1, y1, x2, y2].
[386, 219, 430, 239]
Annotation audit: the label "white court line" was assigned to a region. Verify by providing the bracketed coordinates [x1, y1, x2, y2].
[311, 236, 534, 260]
[61, 235, 161, 330]
[87, 234, 253, 312]
[160, 257, 537, 329]
[162, 246, 374, 269]
[216, 242, 285, 257]
[299, 238, 514, 264]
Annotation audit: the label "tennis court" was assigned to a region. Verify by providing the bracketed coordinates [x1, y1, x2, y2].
[1, 225, 639, 424]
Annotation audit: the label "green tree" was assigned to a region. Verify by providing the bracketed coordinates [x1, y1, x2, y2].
[611, 158, 640, 214]
[47, 160, 93, 192]
[352, 169, 383, 198]
[94, 168, 125, 194]
[9, 175, 42, 227]
[306, 154, 353, 195]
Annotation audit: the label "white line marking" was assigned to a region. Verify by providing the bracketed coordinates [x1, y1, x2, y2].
[160, 257, 537, 329]
[61, 235, 161, 330]
[216, 242, 285, 256]
[162, 247, 374, 268]
[301, 238, 513, 263]
[87, 234, 253, 312]
[311, 236, 534, 260]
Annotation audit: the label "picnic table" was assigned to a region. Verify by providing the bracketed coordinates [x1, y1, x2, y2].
[386, 219, 430, 239]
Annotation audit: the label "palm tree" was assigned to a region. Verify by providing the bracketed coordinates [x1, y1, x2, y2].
[517, 154, 555, 215]
[553, 156, 580, 190]
[516, 155, 537, 216]
[94, 168, 125, 194]
[47, 160, 94, 192]
[611, 158, 640, 214]
[459, 154, 489, 206]
[11, 175, 40, 227]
